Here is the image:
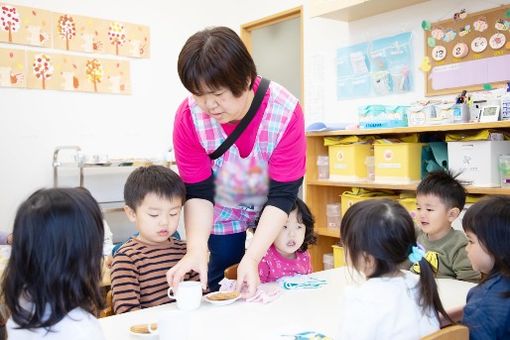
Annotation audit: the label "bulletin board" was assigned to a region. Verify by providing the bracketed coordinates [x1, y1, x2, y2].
[424, 5, 510, 96]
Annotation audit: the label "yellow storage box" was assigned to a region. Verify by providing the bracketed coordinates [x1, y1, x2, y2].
[341, 189, 397, 216]
[399, 196, 418, 223]
[374, 143, 423, 184]
[332, 245, 346, 267]
[328, 144, 372, 181]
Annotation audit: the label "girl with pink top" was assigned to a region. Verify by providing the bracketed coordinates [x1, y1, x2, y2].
[258, 198, 317, 283]
[167, 26, 305, 296]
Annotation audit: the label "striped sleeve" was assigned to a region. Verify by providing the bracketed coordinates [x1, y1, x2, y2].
[111, 249, 141, 314]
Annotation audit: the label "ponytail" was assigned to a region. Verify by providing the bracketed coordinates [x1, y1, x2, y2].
[416, 257, 454, 325]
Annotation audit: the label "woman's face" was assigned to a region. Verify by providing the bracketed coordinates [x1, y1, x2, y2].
[193, 84, 253, 124]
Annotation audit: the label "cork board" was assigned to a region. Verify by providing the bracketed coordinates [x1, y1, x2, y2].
[424, 5, 510, 96]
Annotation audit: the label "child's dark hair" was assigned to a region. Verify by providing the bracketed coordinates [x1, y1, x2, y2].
[1, 188, 104, 330]
[124, 165, 186, 210]
[462, 196, 510, 297]
[256, 198, 316, 252]
[417, 170, 466, 210]
[340, 199, 452, 323]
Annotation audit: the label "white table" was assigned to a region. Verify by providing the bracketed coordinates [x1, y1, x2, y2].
[99, 268, 475, 340]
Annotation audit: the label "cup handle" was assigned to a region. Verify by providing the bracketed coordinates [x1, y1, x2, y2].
[167, 286, 175, 299]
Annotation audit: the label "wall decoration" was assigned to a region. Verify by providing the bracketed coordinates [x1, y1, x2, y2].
[0, 47, 25, 87]
[424, 5, 510, 96]
[1, 4, 52, 47]
[23, 50, 130, 94]
[0, 3, 150, 58]
[336, 32, 413, 100]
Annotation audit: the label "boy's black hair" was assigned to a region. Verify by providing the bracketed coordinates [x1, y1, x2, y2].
[2, 188, 104, 330]
[462, 196, 510, 297]
[255, 198, 316, 252]
[124, 165, 186, 210]
[340, 199, 452, 324]
[416, 170, 466, 210]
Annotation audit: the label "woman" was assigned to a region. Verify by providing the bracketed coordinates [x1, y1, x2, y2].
[167, 26, 305, 297]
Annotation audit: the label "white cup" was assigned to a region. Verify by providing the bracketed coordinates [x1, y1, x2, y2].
[167, 281, 202, 311]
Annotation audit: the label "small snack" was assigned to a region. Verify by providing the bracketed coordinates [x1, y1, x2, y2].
[206, 291, 240, 301]
[130, 323, 158, 334]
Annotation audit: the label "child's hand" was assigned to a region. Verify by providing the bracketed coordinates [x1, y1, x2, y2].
[167, 250, 208, 291]
[236, 255, 260, 299]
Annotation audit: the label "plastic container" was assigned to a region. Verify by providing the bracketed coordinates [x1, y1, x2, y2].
[365, 156, 375, 181]
[326, 203, 341, 228]
[501, 83, 510, 121]
[323, 253, 334, 270]
[499, 155, 510, 187]
[317, 155, 329, 179]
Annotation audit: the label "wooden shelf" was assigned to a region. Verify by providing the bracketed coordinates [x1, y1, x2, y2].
[316, 227, 341, 238]
[309, 0, 430, 22]
[306, 121, 510, 137]
[307, 179, 510, 195]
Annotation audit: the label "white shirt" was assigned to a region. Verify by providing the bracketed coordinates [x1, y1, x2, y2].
[7, 307, 105, 340]
[337, 270, 439, 340]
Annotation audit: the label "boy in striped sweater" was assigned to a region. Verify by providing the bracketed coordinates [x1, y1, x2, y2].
[111, 165, 199, 314]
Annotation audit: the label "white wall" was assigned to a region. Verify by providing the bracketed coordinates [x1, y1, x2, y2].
[2, 0, 501, 231]
[304, 0, 505, 125]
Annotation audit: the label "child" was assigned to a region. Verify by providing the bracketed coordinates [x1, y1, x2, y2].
[338, 199, 452, 339]
[413, 170, 480, 281]
[460, 196, 510, 339]
[258, 198, 316, 283]
[2, 188, 105, 339]
[110, 165, 199, 314]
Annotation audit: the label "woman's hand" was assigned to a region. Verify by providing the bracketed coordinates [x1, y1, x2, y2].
[236, 254, 260, 299]
[166, 249, 208, 290]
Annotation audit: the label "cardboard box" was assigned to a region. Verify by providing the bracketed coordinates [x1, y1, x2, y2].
[447, 141, 510, 187]
[374, 143, 423, 184]
[328, 144, 372, 181]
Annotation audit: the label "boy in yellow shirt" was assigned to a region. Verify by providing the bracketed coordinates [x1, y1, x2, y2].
[412, 170, 480, 282]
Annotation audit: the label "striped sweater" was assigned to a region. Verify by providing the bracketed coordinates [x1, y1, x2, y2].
[110, 237, 199, 314]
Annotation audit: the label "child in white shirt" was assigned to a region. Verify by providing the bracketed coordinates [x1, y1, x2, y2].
[337, 199, 452, 339]
[2, 188, 105, 339]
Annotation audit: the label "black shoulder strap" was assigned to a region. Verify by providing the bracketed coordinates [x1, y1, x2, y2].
[208, 78, 270, 160]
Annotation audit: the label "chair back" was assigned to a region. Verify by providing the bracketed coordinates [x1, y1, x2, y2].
[99, 290, 114, 318]
[421, 325, 469, 340]
[224, 263, 239, 280]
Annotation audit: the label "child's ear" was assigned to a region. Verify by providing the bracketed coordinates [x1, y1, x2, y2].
[447, 207, 461, 222]
[124, 205, 137, 223]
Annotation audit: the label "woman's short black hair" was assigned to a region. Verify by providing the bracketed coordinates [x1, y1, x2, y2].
[463, 196, 510, 284]
[2, 188, 104, 330]
[177, 26, 257, 97]
[124, 165, 186, 210]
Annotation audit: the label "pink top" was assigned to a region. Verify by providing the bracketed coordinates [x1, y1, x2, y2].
[258, 244, 312, 283]
[173, 77, 306, 184]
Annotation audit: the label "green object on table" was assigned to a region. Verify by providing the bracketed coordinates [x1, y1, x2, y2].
[422, 20, 432, 31]
[483, 83, 493, 90]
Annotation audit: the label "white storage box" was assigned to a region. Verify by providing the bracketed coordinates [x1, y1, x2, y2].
[447, 141, 510, 187]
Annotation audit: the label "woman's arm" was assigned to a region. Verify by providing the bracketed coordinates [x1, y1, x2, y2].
[166, 198, 212, 290]
[237, 205, 287, 297]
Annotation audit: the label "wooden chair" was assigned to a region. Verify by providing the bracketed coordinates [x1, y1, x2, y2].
[421, 325, 469, 340]
[224, 263, 239, 280]
[99, 290, 114, 318]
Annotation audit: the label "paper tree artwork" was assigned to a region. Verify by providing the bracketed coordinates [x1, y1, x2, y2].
[107, 22, 126, 56]
[32, 53, 54, 90]
[85, 58, 103, 92]
[57, 14, 76, 50]
[0, 5, 19, 42]
[0, 47, 26, 88]
[0, 3, 52, 47]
